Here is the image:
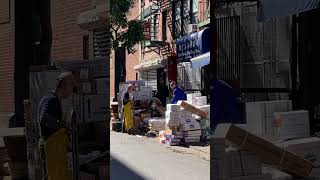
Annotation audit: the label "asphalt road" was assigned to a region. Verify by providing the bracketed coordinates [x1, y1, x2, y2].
[110, 131, 210, 180]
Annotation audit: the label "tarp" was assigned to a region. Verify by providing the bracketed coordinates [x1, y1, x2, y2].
[258, 0, 320, 21]
[190, 52, 210, 68]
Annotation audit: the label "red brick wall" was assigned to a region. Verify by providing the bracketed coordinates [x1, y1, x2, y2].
[51, 0, 94, 61]
[125, 2, 140, 82]
[0, 0, 15, 113]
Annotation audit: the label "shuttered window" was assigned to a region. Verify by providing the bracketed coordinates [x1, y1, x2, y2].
[93, 28, 110, 59]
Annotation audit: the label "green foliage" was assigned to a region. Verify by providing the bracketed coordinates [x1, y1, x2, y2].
[110, 0, 145, 54]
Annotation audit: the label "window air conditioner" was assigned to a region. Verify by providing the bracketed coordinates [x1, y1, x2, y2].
[188, 24, 198, 34]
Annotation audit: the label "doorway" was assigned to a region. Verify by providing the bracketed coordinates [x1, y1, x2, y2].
[298, 8, 320, 133]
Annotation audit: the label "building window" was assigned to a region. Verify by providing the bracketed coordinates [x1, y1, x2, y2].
[143, 14, 158, 41]
[83, 35, 89, 59]
[174, 1, 182, 39]
[174, 0, 197, 39]
[93, 28, 109, 58]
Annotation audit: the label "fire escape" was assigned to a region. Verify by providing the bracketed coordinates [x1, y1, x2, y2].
[141, 0, 175, 59]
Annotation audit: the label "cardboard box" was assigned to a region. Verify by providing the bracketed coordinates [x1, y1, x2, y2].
[165, 111, 180, 119]
[166, 104, 181, 112]
[184, 136, 200, 142]
[179, 116, 196, 125]
[166, 118, 180, 126]
[225, 150, 262, 177]
[187, 93, 202, 104]
[165, 138, 181, 145]
[245, 100, 292, 137]
[272, 110, 310, 141]
[198, 105, 210, 113]
[140, 86, 153, 92]
[180, 101, 208, 118]
[183, 130, 202, 137]
[180, 122, 201, 131]
[276, 137, 320, 166]
[214, 124, 313, 177]
[195, 96, 207, 106]
[148, 118, 166, 131]
[180, 109, 193, 118]
[262, 167, 291, 180]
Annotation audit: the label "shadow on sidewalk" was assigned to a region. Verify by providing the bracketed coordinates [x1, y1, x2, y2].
[110, 155, 147, 180]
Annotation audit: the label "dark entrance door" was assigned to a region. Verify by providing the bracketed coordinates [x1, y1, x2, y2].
[298, 8, 320, 134]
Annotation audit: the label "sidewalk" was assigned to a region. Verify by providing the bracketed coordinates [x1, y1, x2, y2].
[110, 131, 210, 180]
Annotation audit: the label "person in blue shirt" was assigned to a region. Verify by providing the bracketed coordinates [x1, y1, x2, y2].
[210, 77, 241, 132]
[169, 81, 187, 104]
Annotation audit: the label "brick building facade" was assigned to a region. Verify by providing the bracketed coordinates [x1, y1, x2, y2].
[109, 0, 210, 98]
[0, 0, 109, 123]
[109, 1, 141, 99]
[0, 0, 15, 114]
[51, 0, 95, 61]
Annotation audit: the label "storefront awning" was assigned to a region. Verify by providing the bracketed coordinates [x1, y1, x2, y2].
[190, 52, 210, 68]
[258, 0, 320, 21]
[134, 59, 165, 71]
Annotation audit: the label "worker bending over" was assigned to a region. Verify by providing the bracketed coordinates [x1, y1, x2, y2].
[169, 81, 187, 104]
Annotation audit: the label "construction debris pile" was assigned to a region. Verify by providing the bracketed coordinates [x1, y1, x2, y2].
[213, 100, 320, 180]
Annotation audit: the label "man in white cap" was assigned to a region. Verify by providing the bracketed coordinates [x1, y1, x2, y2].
[38, 72, 76, 139]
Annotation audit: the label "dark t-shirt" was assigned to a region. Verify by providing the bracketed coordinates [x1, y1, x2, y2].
[38, 92, 63, 139]
[210, 79, 241, 131]
[157, 85, 169, 107]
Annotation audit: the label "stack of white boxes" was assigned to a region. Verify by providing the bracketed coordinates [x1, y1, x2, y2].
[165, 103, 202, 143]
[166, 104, 181, 126]
[186, 93, 211, 138]
[212, 138, 271, 180]
[245, 100, 311, 141]
[187, 93, 202, 105]
[245, 100, 292, 139]
[145, 117, 166, 131]
[276, 137, 320, 170]
[272, 110, 310, 141]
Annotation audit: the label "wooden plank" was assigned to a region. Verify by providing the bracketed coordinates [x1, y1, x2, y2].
[180, 101, 208, 118]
